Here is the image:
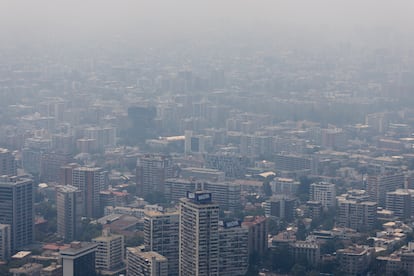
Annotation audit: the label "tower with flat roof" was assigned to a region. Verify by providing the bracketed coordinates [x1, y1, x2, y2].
[0, 224, 11, 261]
[127, 246, 168, 276]
[179, 191, 219, 276]
[60, 241, 98, 276]
[92, 229, 125, 274]
[136, 154, 173, 197]
[144, 210, 179, 276]
[56, 185, 83, 242]
[72, 167, 107, 218]
[0, 176, 34, 253]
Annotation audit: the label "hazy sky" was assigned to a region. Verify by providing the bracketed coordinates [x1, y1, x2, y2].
[1, 1, 413, 47]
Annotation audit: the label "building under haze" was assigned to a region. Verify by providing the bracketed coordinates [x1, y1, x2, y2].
[367, 173, 405, 207]
[0, 224, 11, 261]
[0, 176, 34, 253]
[126, 246, 168, 276]
[218, 221, 249, 276]
[72, 166, 107, 218]
[0, 148, 17, 177]
[56, 185, 83, 242]
[136, 154, 174, 197]
[60, 241, 98, 276]
[179, 191, 219, 276]
[92, 229, 125, 274]
[144, 210, 180, 276]
[310, 182, 336, 209]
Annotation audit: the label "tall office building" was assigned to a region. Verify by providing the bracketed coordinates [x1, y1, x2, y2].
[60, 241, 98, 276]
[92, 229, 125, 274]
[72, 167, 107, 218]
[0, 176, 34, 253]
[144, 210, 180, 276]
[136, 154, 173, 197]
[0, 148, 17, 176]
[56, 185, 83, 242]
[179, 191, 219, 276]
[218, 221, 249, 276]
[310, 182, 336, 209]
[127, 246, 168, 276]
[0, 224, 11, 261]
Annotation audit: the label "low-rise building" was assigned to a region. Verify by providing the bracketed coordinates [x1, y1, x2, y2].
[126, 246, 168, 276]
[336, 245, 374, 276]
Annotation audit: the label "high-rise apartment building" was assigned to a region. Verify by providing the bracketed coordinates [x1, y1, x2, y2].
[56, 185, 83, 242]
[60, 241, 98, 276]
[40, 152, 73, 182]
[126, 246, 168, 276]
[0, 148, 17, 176]
[367, 173, 405, 207]
[60, 163, 80, 186]
[202, 182, 241, 212]
[271, 177, 300, 197]
[179, 191, 219, 276]
[204, 153, 249, 178]
[218, 221, 249, 276]
[337, 197, 377, 232]
[144, 210, 180, 276]
[164, 178, 241, 212]
[92, 229, 125, 274]
[0, 176, 34, 253]
[72, 167, 107, 218]
[386, 189, 412, 219]
[310, 182, 336, 209]
[83, 126, 116, 152]
[0, 224, 11, 261]
[136, 154, 173, 197]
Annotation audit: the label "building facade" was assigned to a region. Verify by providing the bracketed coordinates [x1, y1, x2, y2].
[136, 154, 174, 197]
[310, 182, 336, 209]
[56, 185, 83, 242]
[179, 191, 219, 276]
[60, 241, 98, 276]
[144, 210, 180, 276]
[0, 224, 11, 261]
[0, 176, 34, 253]
[126, 246, 168, 276]
[218, 221, 249, 276]
[92, 229, 125, 274]
[72, 167, 107, 218]
[0, 148, 17, 176]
